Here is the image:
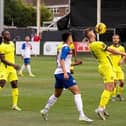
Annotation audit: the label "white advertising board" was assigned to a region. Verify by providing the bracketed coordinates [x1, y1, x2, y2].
[43, 41, 60, 55]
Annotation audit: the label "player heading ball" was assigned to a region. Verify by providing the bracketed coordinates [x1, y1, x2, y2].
[85, 28, 126, 120]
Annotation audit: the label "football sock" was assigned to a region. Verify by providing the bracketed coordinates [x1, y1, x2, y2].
[117, 86, 123, 95]
[20, 64, 25, 72]
[99, 90, 111, 109]
[27, 65, 32, 74]
[12, 88, 19, 106]
[0, 86, 3, 91]
[112, 87, 117, 97]
[44, 94, 57, 112]
[74, 94, 85, 117]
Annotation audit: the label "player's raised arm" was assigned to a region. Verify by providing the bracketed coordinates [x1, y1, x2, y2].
[71, 46, 77, 62]
[71, 60, 83, 66]
[71, 42, 83, 64]
[107, 47, 126, 56]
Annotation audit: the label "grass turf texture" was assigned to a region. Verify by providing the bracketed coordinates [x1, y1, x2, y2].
[0, 56, 126, 126]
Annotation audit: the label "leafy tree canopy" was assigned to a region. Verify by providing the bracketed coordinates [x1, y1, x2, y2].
[4, 0, 53, 27]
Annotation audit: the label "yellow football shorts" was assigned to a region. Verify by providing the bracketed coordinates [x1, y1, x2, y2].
[98, 64, 115, 83]
[114, 66, 124, 81]
[0, 67, 18, 82]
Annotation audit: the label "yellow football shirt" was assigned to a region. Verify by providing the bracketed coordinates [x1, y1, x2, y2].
[109, 45, 125, 68]
[57, 42, 75, 52]
[89, 41, 112, 65]
[0, 42, 15, 69]
[89, 41, 115, 83]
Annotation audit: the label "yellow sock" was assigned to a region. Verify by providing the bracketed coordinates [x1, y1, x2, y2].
[117, 86, 123, 95]
[99, 90, 112, 109]
[0, 86, 3, 91]
[12, 88, 19, 106]
[111, 87, 117, 97]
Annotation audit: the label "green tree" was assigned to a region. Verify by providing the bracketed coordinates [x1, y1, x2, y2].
[4, 0, 52, 27]
[40, 4, 53, 25]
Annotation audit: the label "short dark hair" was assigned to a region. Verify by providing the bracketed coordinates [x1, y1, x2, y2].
[62, 32, 72, 42]
[1, 30, 9, 36]
[84, 28, 93, 38]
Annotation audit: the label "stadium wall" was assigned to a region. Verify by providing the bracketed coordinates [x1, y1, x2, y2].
[4, 28, 126, 55]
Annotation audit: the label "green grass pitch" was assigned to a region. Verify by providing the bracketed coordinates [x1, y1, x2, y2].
[0, 56, 126, 126]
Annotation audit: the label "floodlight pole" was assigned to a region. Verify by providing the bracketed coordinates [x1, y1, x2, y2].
[68, 0, 71, 13]
[37, 0, 41, 35]
[97, 0, 101, 40]
[0, 0, 4, 35]
[68, 0, 71, 27]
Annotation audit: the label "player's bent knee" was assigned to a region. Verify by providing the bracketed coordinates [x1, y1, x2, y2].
[54, 88, 63, 97]
[54, 93, 61, 97]
[69, 85, 80, 95]
[55, 94, 61, 97]
[11, 80, 18, 88]
[120, 81, 124, 87]
[105, 82, 114, 92]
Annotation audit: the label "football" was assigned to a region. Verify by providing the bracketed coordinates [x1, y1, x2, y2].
[95, 22, 107, 34]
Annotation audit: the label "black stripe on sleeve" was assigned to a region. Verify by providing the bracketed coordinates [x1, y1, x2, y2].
[104, 46, 108, 51]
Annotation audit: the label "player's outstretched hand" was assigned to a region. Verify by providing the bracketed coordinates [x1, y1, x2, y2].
[13, 64, 20, 70]
[72, 60, 83, 66]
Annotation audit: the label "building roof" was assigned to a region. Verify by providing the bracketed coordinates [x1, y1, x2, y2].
[24, 0, 69, 6]
[42, 0, 69, 6]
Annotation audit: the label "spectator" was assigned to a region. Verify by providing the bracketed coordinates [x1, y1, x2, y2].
[33, 33, 40, 42]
